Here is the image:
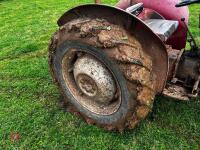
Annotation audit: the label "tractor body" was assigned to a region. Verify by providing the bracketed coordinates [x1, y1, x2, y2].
[48, 0, 200, 131]
[117, 0, 189, 50]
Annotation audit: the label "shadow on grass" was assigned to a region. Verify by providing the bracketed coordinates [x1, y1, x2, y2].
[0, 43, 42, 61]
[0, 0, 12, 3]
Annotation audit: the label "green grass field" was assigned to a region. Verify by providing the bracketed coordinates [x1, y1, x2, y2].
[0, 0, 199, 149]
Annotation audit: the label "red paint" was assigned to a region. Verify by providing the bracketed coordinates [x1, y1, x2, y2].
[10, 133, 21, 142]
[116, 0, 189, 50]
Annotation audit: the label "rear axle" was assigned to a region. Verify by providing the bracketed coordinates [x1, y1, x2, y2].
[164, 47, 200, 100]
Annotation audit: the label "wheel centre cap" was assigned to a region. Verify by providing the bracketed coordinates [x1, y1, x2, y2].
[73, 54, 116, 103]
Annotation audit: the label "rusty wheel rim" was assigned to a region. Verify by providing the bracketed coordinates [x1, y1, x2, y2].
[61, 48, 122, 115]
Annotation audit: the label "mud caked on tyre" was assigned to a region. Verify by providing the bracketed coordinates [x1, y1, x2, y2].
[49, 18, 156, 131]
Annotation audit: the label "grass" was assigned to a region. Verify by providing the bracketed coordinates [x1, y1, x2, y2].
[0, 0, 199, 149]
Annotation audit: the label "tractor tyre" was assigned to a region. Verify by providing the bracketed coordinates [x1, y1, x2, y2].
[48, 18, 156, 131]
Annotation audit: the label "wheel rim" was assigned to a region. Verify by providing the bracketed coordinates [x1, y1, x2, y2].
[61, 48, 122, 115]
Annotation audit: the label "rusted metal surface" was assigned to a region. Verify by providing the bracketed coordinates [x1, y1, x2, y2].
[166, 46, 180, 81]
[176, 56, 200, 84]
[163, 84, 190, 101]
[176, 55, 200, 97]
[171, 49, 185, 83]
[163, 46, 200, 100]
[57, 4, 168, 93]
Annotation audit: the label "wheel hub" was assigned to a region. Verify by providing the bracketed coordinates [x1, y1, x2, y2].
[73, 55, 116, 104]
[76, 74, 97, 97]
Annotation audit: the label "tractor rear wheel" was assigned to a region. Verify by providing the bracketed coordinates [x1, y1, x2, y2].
[49, 18, 156, 131]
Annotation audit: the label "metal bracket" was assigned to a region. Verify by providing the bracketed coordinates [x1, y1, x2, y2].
[171, 49, 185, 84]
